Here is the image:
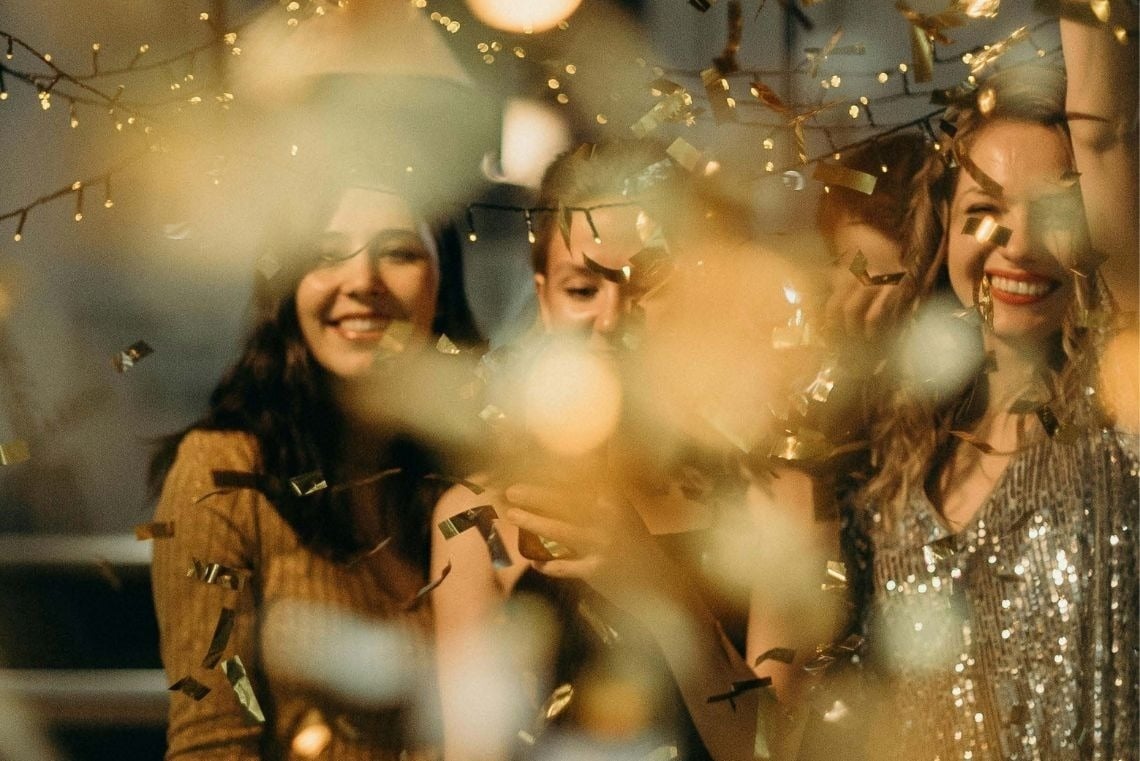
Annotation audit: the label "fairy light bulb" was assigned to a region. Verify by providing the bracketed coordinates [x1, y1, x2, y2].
[525, 209, 536, 244]
[72, 181, 84, 222]
[466, 209, 478, 242]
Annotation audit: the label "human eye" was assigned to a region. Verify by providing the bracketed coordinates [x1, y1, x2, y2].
[378, 245, 429, 264]
[563, 281, 599, 300]
[965, 203, 1000, 217]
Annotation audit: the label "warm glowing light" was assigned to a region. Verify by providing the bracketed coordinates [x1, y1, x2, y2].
[464, 0, 583, 34]
[958, 0, 999, 18]
[523, 341, 622, 456]
[496, 98, 571, 188]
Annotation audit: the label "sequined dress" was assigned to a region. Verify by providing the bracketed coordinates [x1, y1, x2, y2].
[860, 428, 1138, 760]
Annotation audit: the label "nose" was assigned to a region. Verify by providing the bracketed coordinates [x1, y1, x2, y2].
[339, 248, 388, 299]
[998, 205, 1037, 265]
[591, 282, 626, 337]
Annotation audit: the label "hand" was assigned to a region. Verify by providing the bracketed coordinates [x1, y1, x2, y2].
[502, 483, 662, 605]
[823, 225, 906, 344]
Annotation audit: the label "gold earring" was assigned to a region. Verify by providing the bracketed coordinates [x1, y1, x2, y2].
[976, 275, 993, 330]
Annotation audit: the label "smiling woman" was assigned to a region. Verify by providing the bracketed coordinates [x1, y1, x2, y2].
[837, 9, 1139, 758]
[295, 188, 440, 380]
[146, 172, 485, 760]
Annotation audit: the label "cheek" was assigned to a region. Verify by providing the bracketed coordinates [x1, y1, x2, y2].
[945, 236, 983, 305]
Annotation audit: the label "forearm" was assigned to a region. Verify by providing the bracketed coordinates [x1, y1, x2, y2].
[616, 560, 762, 761]
[1060, 6, 1139, 308]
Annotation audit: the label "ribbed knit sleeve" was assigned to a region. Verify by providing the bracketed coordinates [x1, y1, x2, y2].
[151, 430, 264, 760]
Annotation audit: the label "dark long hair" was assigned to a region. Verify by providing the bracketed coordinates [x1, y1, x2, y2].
[149, 181, 482, 567]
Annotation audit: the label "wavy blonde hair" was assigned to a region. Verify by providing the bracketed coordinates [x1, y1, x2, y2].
[861, 64, 1116, 525]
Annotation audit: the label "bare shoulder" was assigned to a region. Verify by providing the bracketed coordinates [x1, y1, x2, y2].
[431, 473, 527, 591]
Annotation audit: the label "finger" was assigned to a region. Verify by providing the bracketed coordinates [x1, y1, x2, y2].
[504, 507, 604, 551]
[531, 556, 602, 580]
[503, 483, 579, 519]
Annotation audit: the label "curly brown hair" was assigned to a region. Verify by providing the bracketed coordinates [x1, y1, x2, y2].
[861, 63, 1116, 525]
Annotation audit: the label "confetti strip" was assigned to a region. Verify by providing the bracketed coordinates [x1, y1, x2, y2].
[288, 470, 327, 497]
[811, 162, 877, 195]
[220, 655, 266, 724]
[112, 340, 153, 373]
[201, 607, 236, 668]
[169, 675, 211, 700]
[438, 505, 511, 568]
[707, 677, 773, 704]
[403, 559, 452, 611]
[849, 250, 905, 286]
[962, 216, 1012, 247]
[187, 559, 248, 591]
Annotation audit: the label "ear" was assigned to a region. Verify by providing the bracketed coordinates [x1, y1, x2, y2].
[534, 272, 552, 331]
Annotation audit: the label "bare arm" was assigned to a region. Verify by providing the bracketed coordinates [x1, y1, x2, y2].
[431, 480, 528, 761]
[1061, 4, 1139, 311]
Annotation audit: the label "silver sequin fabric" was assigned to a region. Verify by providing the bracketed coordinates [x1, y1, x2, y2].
[863, 428, 1138, 760]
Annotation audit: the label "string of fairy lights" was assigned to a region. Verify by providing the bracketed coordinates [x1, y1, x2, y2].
[0, 0, 1089, 245]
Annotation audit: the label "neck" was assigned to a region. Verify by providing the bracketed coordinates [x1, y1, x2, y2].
[982, 332, 1057, 415]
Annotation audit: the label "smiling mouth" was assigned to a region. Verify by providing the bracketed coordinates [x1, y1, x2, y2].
[986, 272, 1059, 305]
[329, 316, 390, 339]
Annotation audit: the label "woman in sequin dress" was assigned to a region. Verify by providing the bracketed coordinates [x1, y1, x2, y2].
[846, 9, 1138, 760]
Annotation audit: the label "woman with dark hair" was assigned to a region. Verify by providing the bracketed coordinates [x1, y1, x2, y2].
[149, 174, 484, 760]
[841, 8, 1137, 759]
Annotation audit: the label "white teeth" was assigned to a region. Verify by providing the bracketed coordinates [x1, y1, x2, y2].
[338, 318, 385, 332]
[989, 275, 1052, 297]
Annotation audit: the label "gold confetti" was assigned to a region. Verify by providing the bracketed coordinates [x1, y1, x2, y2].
[847, 250, 906, 287]
[438, 505, 511, 568]
[749, 80, 792, 116]
[168, 675, 211, 700]
[134, 521, 174, 540]
[962, 216, 1012, 246]
[288, 470, 327, 496]
[630, 90, 697, 137]
[707, 677, 773, 704]
[969, 26, 1029, 76]
[896, 1, 967, 82]
[220, 655, 265, 724]
[403, 559, 452, 611]
[808, 27, 845, 78]
[701, 67, 737, 124]
[811, 162, 878, 195]
[665, 137, 709, 173]
[112, 340, 153, 373]
[202, 607, 236, 668]
[186, 559, 248, 591]
[956, 0, 999, 16]
[0, 439, 30, 465]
